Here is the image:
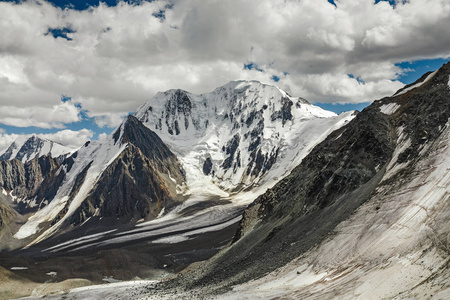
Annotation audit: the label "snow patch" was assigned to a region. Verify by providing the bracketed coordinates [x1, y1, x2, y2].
[10, 267, 28, 270]
[151, 235, 191, 244]
[102, 276, 121, 283]
[1, 188, 6, 196]
[382, 126, 412, 181]
[379, 102, 400, 115]
[43, 229, 117, 253]
[156, 207, 165, 218]
[396, 70, 437, 96]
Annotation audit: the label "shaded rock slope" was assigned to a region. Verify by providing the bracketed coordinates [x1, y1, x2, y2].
[139, 63, 450, 298]
[0, 156, 62, 210]
[70, 115, 186, 225]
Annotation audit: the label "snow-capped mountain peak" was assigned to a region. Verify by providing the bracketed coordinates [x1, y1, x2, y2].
[135, 80, 354, 192]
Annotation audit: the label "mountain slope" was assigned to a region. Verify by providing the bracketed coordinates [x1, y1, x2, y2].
[70, 115, 186, 225]
[0, 136, 73, 163]
[137, 63, 450, 298]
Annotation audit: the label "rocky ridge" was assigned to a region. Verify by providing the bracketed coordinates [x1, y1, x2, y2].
[0, 136, 73, 163]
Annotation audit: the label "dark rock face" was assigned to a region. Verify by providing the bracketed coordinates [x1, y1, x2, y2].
[70, 115, 186, 226]
[163, 90, 193, 135]
[120, 115, 186, 184]
[222, 134, 241, 170]
[166, 63, 450, 291]
[71, 146, 172, 224]
[270, 97, 293, 125]
[203, 157, 213, 175]
[0, 156, 61, 207]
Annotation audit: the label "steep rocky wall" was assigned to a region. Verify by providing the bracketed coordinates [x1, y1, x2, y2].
[0, 156, 61, 204]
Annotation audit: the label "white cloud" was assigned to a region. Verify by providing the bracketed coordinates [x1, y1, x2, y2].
[88, 112, 128, 128]
[98, 133, 108, 140]
[0, 100, 81, 128]
[0, 0, 450, 131]
[40, 129, 94, 149]
[0, 133, 21, 153]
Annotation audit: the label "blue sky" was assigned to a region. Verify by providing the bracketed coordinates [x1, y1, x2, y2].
[315, 57, 450, 113]
[0, 0, 449, 147]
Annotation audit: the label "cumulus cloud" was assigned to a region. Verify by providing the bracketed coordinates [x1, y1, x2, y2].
[0, 133, 21, 152]
[40, 129, 94, 149]
[0, 0, 449, 132]
[98, 133, 108, 140]
[0, 100, 81, 128]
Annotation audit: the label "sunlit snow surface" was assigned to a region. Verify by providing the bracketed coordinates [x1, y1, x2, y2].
[135, 80, 353, 193]
[379, 102, 400, 115]
[0, 135, 74, 163]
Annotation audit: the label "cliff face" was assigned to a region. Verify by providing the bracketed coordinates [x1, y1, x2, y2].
[0, 202, 15, 230]
[0, 156, 61, 209]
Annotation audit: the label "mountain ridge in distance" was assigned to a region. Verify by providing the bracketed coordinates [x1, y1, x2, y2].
[0, 135, 74, 163]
